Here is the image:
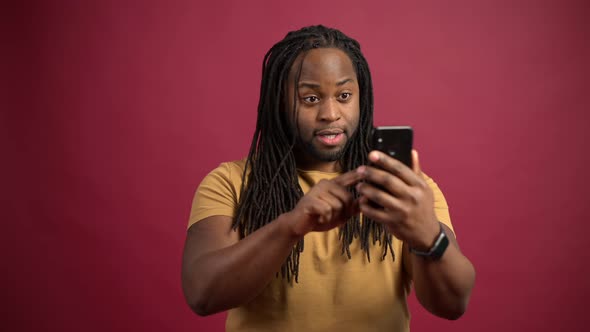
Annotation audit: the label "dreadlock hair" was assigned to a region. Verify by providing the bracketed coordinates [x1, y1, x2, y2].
[233, 25, 394, 282]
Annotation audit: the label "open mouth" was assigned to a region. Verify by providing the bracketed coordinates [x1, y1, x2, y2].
[316, 131, 345, 145]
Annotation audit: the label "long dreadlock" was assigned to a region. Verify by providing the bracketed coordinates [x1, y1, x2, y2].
[233, 25, 394, 282]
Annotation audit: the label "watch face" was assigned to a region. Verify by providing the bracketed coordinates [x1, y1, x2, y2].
[410, 224, 449, 260]
[431, 231, 449, 260]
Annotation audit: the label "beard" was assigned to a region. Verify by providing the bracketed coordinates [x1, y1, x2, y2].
[296, 134, 350, 162]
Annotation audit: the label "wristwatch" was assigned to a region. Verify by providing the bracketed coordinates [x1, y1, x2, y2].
[409, 223, 449, 260]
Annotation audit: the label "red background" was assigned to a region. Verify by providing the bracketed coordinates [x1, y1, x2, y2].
[4, 0, 589, 331]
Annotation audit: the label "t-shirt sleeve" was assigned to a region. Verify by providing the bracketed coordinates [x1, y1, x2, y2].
[422, 172, 454, 233]
[187, 162, 241, 229]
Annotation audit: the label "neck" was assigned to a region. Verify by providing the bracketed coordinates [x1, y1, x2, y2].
[293, 152, 342, 173]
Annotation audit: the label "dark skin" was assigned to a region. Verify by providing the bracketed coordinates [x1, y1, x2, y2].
[289, 48, 360, 172]
[181, 171, 364, 315]
[181, 47, 475, 319]
[357, 150, 475, 319]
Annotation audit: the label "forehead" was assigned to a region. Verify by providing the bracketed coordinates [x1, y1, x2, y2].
[289, 48, 357, 82]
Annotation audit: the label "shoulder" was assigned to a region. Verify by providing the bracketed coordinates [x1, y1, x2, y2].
[220, 158, 247, 173]
[204, 158, 247, 185]
[187, 158, 248, 228]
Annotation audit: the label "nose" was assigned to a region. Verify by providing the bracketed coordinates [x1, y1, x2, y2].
[318, 98, 341, 122]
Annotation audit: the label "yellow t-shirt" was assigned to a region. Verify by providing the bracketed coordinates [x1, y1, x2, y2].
[188, 159, 452, 332]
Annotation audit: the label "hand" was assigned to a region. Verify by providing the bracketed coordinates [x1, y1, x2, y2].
[355, 150, 440, 250]
[287, 170, 363, 237]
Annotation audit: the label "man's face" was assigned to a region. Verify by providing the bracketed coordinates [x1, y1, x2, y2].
[286, 47, 360, 171]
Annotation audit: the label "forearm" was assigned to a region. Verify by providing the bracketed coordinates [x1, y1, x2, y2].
[184, 212, 300, 316]
[410, 236, 476, 320]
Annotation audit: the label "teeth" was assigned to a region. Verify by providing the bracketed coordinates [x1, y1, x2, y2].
[324, 134, 337, 139]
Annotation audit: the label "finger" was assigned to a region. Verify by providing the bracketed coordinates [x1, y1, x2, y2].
[368, 151, 421, 186]
[311, 199, 333, 224]
[324, 183, 359, 220]
[356, 181, 405, 210]
[315, 179, 355, 208]
[324, 180, 355, 202]
[317, 192, 343, 218]
[358, 165, 412, 198]
[412, 149, 421, 175]
[307, 180, 355, 223]
[358, 199, 403, 229]
[333, 169, 364, 187]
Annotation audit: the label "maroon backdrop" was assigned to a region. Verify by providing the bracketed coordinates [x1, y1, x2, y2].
[4, 0, 589, 331]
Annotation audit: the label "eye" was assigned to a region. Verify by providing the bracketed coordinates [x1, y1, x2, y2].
[340, 92, 352, 100]
[303, 96, 319, 103]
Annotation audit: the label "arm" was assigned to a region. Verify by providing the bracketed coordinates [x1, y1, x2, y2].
[403, 224, 475, 319]
[355, 150, 475, 320]
[181, 171, 363, 316]
[181, 213, 300, 316]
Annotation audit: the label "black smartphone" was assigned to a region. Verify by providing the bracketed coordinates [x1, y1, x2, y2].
[371, 126, 413, 168]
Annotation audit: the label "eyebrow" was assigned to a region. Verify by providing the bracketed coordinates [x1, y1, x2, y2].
[298, 78, 355, 89]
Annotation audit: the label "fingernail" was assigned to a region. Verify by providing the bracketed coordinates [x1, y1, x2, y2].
[369, 151, 379, 162]
[357, 166, 366, 174]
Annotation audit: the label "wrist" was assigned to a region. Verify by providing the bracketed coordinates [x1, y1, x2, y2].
[279, 210, 306, 241]
[409, 222, 449, 261]
[410, 220, 441, 251]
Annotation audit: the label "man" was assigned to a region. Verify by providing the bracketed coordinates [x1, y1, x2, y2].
[182, 25, 475, 331]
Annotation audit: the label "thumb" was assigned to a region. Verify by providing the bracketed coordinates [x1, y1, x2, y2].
[412, 149, 422, 175]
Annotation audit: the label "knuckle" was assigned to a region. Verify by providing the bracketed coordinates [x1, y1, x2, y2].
[317, 179, 328, 187]
[390, 162, 403, 174]
[320, 203, 332, 215]
[376, 192, 388, 205]
[400, 207, 411, 219]
[408, 189, 422, 205]
[383, 176, 396, 189]
[369, 193, 380, 205]
[408, 192, 419, 205]
[417, 180, 428, 189]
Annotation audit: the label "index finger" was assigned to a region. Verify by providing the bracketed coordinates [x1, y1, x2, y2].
[332, 169, 364, 187]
